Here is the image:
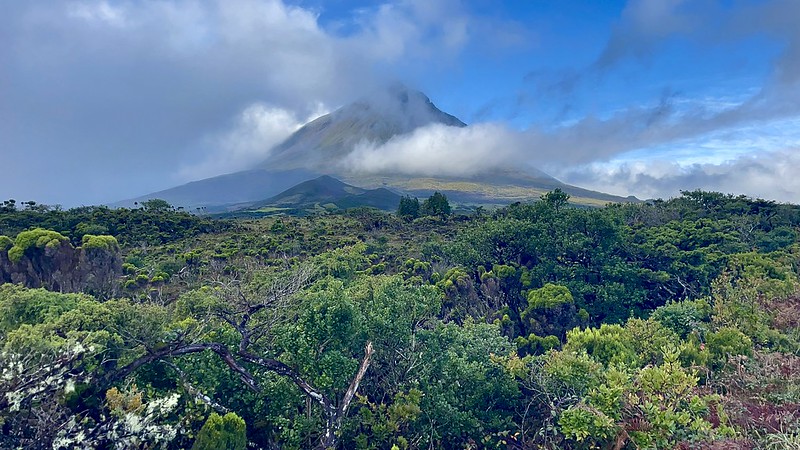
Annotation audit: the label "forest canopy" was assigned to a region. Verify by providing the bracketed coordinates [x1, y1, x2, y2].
[0, 191, 798, 449]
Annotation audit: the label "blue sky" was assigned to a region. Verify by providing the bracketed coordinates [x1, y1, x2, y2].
[2, 0, 799, 204]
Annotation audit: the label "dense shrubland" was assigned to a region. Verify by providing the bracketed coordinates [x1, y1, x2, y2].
[1, 190, 799, 449]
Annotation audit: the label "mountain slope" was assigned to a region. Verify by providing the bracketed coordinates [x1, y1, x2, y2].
[113, 169, 316, 209]
[230, 175, 401, 216]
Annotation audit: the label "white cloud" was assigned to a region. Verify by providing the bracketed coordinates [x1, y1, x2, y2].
[179, 102, 327, 180]
[0, 0, 496, 205]
[558, 150, 800, 202]
[344, 123, 521, 177]
[341, 89, 800, 203]
[68, 1, 128, 27]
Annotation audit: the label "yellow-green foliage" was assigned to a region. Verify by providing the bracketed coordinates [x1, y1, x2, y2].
[543, 350, 603, 394]
[526, 283, 573, 310]
[7, 228, 69, 263]
[564, 324, 638, 367]
[0, 284, 83, 332]
[558, 403, 617, 443]
[625, 318, 680, 365]
[516, 333, 560, 354]
[403, 258, 431, 276]
[315, 242, 369, 279]
[80, 234, 119, 251]
[705, 327, 752, 361]
[480, 264, 516, 282]
[490, 264, 516, 280]
[0, 235, 12, 252]
[436, 267, 470, 291]
[191, 412, 247, 450]
[553, 343, 733, 449]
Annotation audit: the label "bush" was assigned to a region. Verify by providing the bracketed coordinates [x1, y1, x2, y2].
[564, 324, 638, 367]
[525, 283, 573, 310]
[81, 234, 119, 251]
[192, 412, 247, 450]
[706, 327, 752, 368]
[7, 228, 69, 263]
[651, 299, 711, 339]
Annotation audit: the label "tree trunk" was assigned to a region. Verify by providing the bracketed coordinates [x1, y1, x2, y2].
[316, 341, 374, 450]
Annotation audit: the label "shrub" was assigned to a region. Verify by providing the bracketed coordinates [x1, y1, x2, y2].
[7, 229, 69, 263]
[81, 234, 119, 251]
[651, 299, 711, 339]
[192, 412, 247, 450]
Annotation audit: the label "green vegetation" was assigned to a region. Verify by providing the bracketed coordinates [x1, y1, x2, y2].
[81, 234, 119, 251]
[1, 190, 799, 449]
[7, 228, 69, 262]
[397, 195, 420, 219]
[192, 413, 248, 450]
[0, 235, 13, 252]
[420, 191, 451, 217]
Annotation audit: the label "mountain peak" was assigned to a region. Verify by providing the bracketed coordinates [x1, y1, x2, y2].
[259, 86, 465, 172]
[349, 83, 466, 128]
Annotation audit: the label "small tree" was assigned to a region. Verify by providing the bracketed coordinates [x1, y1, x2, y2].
[397, 196, 420, 219]
[421, 192, 451, 217]
[541, 188, 570, 211]
[140, 198, 173, 212]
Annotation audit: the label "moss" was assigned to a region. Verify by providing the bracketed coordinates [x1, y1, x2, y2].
[8, 229, 68, 263]
[81, 234, 119, 251]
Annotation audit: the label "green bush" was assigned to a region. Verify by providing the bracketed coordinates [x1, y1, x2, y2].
[559, 404, 617, 444]
[564, 324, 638, 367]
[81, 234, 119, 251]
[706, 327, 752, 367]
[7, 228, 69, 263]
[192, 412, 247, 450]
[525, 283, 573, 310]
[651, 299, 711, 339]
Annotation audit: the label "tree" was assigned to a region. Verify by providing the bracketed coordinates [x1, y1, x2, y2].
[1, 199, 17, 212]
[140, 198, 173, 212]
[541, 188, 570, 211]
[102, 263, 374, 450]
[396, 196, 420, 219]
[421, 192, 451, 217]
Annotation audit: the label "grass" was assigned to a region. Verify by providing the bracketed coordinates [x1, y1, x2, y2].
[347, 176, 617, 208]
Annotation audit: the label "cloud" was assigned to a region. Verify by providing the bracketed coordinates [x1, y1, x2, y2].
[341, 92, 708, 179]
[341, 89, 800, 203]
[178, 102, 327, 180]
[68, 1, 128, 27]
[595, 0, 800, 86]
[344, 123, 521, 177]
[558, 149, 800, 202]
[0, 0, 494, 206]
